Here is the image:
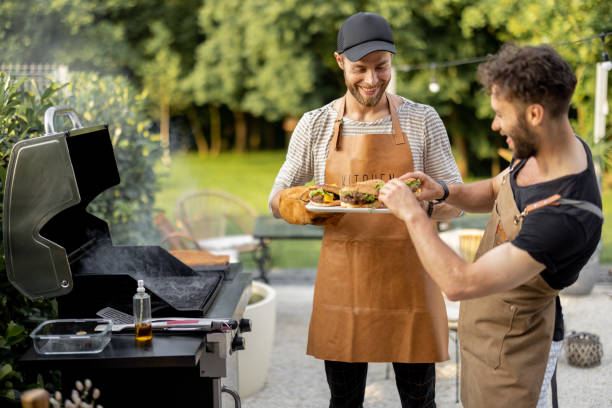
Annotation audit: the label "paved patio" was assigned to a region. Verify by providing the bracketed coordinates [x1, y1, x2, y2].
[239, 267, 611, 408]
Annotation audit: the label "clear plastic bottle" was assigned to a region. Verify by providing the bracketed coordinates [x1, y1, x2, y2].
[133, 280, 152, 343]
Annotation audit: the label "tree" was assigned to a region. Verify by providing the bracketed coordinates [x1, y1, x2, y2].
[139, 21, 189, 163]
[459, 0, 612, 169]
[187, 0, 354, 152]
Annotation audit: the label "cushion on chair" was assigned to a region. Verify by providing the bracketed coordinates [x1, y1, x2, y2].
[197, 235, 259, 252]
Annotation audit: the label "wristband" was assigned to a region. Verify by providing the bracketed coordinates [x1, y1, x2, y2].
[427, 201, 434, 218]
[434, 180, 449, 203]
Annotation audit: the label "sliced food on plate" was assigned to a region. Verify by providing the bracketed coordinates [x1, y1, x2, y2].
[339, 178, 385, 208]
[304, 184, 341, 206]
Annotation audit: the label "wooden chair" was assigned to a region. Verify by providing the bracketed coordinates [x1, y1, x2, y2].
[174, 190, 259, 261]
[154, 211, 202, 251]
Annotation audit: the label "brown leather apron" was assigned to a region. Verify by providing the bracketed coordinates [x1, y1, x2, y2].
[306, 93, 449, 363]
[459, 168, 560, 408]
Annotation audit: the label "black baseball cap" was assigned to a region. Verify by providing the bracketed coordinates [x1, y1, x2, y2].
[336, 12, 396, 62]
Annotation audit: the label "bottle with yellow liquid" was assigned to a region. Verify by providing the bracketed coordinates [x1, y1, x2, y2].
[133, 280, 152, 344]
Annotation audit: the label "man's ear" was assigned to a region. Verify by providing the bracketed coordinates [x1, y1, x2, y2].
[334, 52, 344, 70]
[525, 104, 544, 126]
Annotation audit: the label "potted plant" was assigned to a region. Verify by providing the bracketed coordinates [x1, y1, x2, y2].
[238, 281, 277, 398]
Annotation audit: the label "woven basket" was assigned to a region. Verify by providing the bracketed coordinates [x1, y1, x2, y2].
[564, 331, 603, 368]
[458, 229, 484, 262]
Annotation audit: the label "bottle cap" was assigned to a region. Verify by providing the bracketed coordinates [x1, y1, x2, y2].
[137, 280, 145, 293]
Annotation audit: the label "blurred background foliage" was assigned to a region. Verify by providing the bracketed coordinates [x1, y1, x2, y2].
[61, 72, 162, 244]
[0, 0, 610, 176]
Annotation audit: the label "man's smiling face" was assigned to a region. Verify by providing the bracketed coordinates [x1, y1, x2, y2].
[490, 85, 539, 160]
[339, 51, 392, 107]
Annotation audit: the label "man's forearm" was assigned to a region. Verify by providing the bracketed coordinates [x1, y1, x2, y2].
[399, 206, 469, 299]
[445, 179, 497, 213]
[430, 202, 462, 221]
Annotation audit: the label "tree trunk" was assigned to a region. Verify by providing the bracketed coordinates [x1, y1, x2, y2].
[234, 110, 247, 153]
[283, 116, 299, 148]
[451, 131, 469, 179]
[187, 107, 208, 157]
[209, 104, 222, 157]
[249, 116, 262, 150]
[450, 110, 468, 178]
[160, 101, 171, 165]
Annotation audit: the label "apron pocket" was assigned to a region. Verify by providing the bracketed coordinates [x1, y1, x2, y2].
[461, 297, 518, 370]
[484, 299, 518, 369]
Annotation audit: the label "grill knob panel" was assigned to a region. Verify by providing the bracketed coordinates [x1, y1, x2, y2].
[239, 318, 252, 333]
[231, 336, 246, 352]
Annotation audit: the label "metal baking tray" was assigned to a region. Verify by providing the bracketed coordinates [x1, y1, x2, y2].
[30, 319, 112, 355]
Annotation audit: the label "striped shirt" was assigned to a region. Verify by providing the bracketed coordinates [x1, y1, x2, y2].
[268, 96, 462, 211]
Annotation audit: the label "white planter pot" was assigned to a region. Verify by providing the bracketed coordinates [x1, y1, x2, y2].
[238, 281, 277, 398]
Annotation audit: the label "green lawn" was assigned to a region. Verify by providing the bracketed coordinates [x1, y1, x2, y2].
[154, 151, 321, 268]
[155, 151, 612, 267]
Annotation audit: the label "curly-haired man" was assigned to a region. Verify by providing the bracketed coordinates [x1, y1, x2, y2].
[380, 45, 603, 407]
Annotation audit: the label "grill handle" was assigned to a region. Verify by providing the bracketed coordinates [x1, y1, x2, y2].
[44, 105, 83, 135]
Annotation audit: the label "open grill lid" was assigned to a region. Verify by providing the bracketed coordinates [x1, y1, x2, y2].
[4, 107, 225, 316]
[3, 107, 120, 300]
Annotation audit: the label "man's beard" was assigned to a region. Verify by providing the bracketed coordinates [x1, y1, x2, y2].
[345, 76, 389, 107]
[508, 116, 539, 159]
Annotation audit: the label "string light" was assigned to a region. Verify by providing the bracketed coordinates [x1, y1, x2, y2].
[428, 64, 440, 93]
[395, 32, 612, 73]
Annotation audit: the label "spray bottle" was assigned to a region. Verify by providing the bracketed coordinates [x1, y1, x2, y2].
[133, 280, 152, 343]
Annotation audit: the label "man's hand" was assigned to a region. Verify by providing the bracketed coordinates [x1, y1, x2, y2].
[278, 186, 343, 226]
[398, 171, 445, 202]
[379, 179, 423, 222]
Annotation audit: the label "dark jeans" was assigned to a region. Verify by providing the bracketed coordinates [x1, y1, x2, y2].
[324, 360, 436, 408]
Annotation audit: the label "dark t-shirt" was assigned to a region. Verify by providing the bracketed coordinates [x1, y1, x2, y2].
[510, 137, 603, 340]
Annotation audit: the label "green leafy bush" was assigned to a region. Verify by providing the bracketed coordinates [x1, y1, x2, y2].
[61, 72, 162, 244]
[0, 71, 161, 404]
[0, 73, 61, 404]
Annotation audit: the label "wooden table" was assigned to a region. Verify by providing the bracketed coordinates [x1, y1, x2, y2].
[252, 216, 323, 283]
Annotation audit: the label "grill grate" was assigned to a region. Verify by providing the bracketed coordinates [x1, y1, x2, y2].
[96, 307, 133, 325]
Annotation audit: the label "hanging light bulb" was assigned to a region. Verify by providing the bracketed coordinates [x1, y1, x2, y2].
[428, 64, 440, 93]
[428, 78, 440, 93]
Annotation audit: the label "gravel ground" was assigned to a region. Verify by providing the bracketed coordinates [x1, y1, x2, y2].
[239, 268, 612, 408]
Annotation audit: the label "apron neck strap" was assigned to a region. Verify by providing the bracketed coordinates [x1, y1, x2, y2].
[513, 194, 561, 224]
[387, 94, 406, 145]
[332, 97, 345, 151]
[331, 93, 405, 151]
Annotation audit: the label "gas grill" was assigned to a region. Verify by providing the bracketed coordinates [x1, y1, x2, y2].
[6, 107, 252, 407]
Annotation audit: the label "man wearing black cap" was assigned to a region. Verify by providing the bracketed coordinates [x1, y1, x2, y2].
[269, 12, 462, 407]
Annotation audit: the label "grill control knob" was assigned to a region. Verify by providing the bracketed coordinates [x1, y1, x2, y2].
[239, 318, 252, 333]
[232, 336, 246, 352]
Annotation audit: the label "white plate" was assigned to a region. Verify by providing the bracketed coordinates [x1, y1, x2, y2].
[305, 203, 391, 214]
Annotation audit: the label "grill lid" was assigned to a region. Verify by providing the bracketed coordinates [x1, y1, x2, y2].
[3, 107, 119, 300]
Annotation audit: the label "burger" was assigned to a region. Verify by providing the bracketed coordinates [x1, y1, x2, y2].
[305, 184, 341, 206]
[404, 177, 422, 195]
[339, 179, 385, 208]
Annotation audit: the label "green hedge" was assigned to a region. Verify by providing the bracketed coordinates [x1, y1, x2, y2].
[0, 73, 62, 403]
